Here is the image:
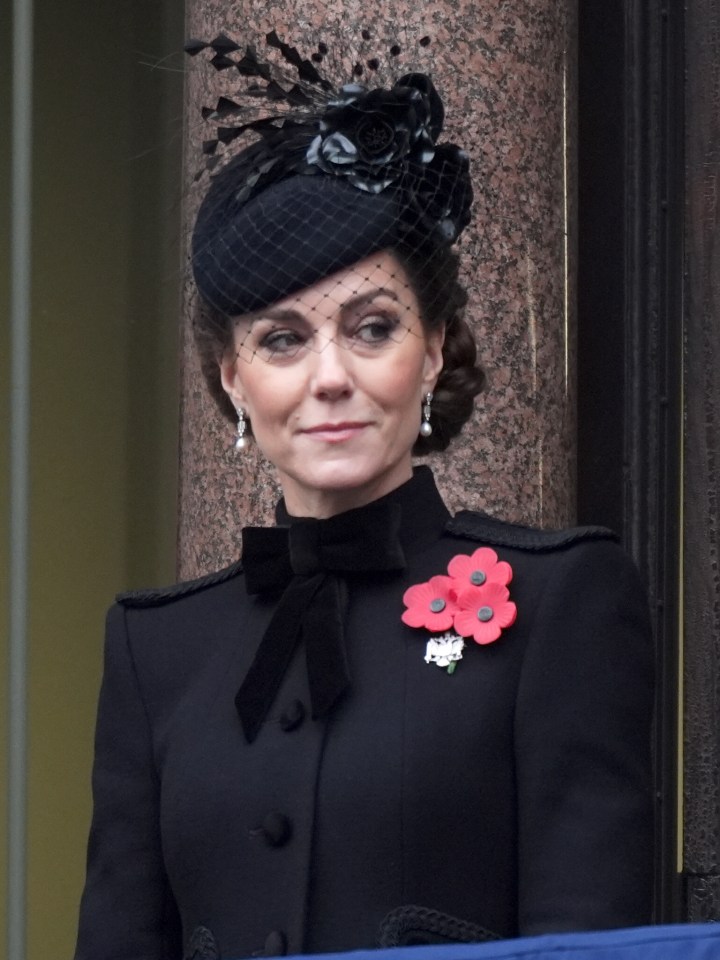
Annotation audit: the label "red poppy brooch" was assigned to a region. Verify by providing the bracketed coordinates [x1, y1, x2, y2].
[401, 547, 517, 672]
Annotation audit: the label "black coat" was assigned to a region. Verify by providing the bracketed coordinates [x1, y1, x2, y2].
[75, 469, 654, 960]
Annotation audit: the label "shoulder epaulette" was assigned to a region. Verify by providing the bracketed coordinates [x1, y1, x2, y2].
[116, 559, 244, 608]
[445, 510, 618, 552]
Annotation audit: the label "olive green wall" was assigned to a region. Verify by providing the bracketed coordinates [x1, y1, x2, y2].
[3, 1, 183, 956]
[1, 0, 12, 947]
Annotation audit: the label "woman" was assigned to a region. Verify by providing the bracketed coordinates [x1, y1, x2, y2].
[75, 37, 654, 960]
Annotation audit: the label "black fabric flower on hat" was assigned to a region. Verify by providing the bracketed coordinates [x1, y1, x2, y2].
[407, 144, 473, 242]
[305, 74, 442, 194]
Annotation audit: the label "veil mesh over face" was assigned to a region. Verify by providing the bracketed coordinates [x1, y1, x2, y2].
[227, 251, 424, 369]
[188, 33, 473, 324]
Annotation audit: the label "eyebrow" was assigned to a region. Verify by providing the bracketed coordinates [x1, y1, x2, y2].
[251, 286, 401, 324]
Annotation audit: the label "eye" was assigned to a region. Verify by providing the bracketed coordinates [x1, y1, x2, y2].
[257, 327, 307, 357]
[353, 312, 401, 345]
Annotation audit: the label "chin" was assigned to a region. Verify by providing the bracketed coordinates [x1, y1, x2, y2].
[283, 455, 410, 505]
[303, 465, 383, 493]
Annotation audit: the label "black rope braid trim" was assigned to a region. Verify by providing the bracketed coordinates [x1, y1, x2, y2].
[183, 925, 220, 960]
[446, 510, 618, 552]
[377, 904, 502, 947]
[116, 560, 244, 609]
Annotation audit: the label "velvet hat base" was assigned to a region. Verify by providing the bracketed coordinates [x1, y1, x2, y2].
[192, 172, 424, 317]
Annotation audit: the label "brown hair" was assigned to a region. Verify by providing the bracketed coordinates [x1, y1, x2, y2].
[394, 244, 485, 453]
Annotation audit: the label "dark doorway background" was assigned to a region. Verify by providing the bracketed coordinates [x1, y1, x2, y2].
[577, 0, 684, 922]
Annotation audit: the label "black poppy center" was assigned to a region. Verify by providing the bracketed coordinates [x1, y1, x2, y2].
[356, 116, 396, 156]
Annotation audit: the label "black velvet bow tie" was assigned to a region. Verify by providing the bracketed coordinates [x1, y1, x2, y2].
[236, 499, 407, 742]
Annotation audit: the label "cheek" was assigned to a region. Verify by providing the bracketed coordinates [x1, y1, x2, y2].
[372, 351, 428, 413]
[240, 369, 303, 431]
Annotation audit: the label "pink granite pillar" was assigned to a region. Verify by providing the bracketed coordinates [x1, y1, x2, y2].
[178, 0, 577, 578]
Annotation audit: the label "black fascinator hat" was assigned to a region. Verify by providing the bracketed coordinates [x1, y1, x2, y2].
[188, 34, 473, 317]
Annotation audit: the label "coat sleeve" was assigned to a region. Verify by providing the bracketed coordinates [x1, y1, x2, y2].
[514, 539, 655, 935]
[75, 603, 182, 960]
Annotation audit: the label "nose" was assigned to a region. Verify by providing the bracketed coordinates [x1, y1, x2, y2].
[310, 337, 354, 399]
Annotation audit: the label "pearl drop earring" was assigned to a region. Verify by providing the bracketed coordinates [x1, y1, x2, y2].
[419, 392, 433, 438]
[235, 407, 248, 451]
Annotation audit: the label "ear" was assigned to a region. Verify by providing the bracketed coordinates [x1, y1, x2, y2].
[422, 326, 445, 392]
[219, 352, 247, 411]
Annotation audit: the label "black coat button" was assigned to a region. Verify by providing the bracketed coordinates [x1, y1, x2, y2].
[263, 930, 287, 956]
[258, 810, 292, 847]
[279, 699, 305, 731]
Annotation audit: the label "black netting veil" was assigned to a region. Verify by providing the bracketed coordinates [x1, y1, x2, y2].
[187, 31, 484, 453]
[189, 33, 473, 320]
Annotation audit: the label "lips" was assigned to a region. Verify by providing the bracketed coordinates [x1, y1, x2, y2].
[301, 422, 370, 442]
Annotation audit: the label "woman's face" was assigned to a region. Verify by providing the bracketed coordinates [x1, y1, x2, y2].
[220, 250, 444, 517]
